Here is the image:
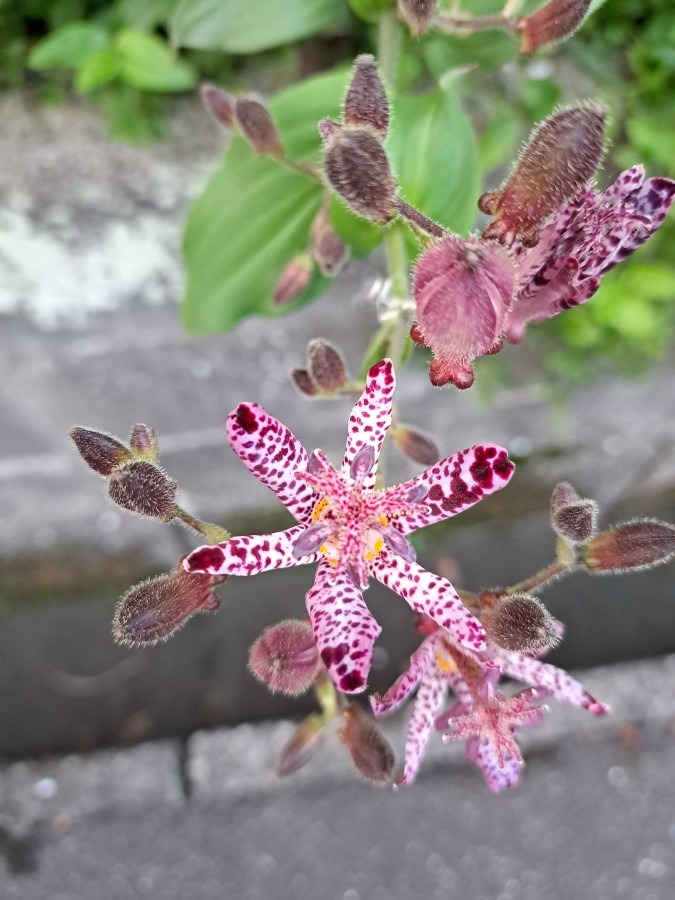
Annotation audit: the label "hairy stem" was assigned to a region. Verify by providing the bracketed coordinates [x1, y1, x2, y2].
[507, 560, 578, 595]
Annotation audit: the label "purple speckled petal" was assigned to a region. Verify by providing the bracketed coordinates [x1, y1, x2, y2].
[306, 560, 381, 694]
[494, 647, 608, 715]
[371, 636, 436, 717]
[341, 359, 395, 490]
[185, 526, 317, 577]
[227, 403, 316, 525]
[466, 736, 523, 793]
[369, 550, 486, 652]
[396, 444, 515, 534]
[397, 665, 448, 787]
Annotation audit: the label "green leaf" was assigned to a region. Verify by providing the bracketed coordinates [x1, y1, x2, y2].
[171, 0, 351, 54]
[329, 196, 383, 257]
[182, 69, 349, 334]
[115, 29, 197, 92]
[75, 48, 119, 92]
[119, 0, 182, 31]
[28, 22, 108, 70]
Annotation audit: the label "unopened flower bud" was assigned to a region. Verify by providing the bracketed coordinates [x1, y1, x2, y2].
[311, 210, 350, 276]
[318, 118, 341, 145]
[199, 83, 236, 129]
[276, 714, 325, 777]
[306, 339, 348, 394]
[338, 705, 395, 783]
[551, 488, 597, 545]
[70, 426, 132, 476]
[108, 460, 177, 521]
[113, 566, 224, 645]
[273, 255, 312, 305]
[583, 519, 675, 574]
[248, 619, 320, 696]
[479, 104, 606, 247]
[550, 480, 580, 510]
[398, 0, 438, 36]
[483, 593, 560, 654]
[290, 368, 319, 397]
[392, 424, 440, 466]
[322, 124, 397, 223]
[344, 55, 389, 138]
[129, 423, 159, 462]
[516, 0, 591, 55]
[235, 97, 284, 157]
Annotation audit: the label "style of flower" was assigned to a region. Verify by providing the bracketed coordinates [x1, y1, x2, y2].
[184, 359, 514, 694]
[372, 621, 608, 791]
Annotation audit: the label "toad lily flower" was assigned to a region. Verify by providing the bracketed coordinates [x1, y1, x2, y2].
[185, 359, 514, 694]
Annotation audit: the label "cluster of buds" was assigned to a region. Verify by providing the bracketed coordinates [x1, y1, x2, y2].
[200, 83, 283, 157]
[290, 338, 349, 398]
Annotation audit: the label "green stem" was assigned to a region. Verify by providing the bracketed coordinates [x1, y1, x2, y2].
[384, 225, 412, 369]
[377, 7, 401, 86]
[507, 560, 577, 595]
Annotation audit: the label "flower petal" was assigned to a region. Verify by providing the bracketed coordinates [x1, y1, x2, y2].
[341, 359, 395, 490]
[396, 444, 515, 533]
[371, 636, 436, 716]
[397, 666, 448, 787]
[466, 736, 523, 792]
[369, 550, 486, 652]
[227, 403, 317, 525]
[185, 526, 317, 577]
[306, 560, 381, 694]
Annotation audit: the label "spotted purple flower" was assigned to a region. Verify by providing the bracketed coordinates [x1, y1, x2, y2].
[184, 360, 514, 694]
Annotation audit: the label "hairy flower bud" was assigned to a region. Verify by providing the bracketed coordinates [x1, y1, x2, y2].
[583, 519, 675, 574]
[248, 620, 320, 696]
[290, 368, 319, 397]
[199, 83, 236, 129]
[338, 705, 395, 782]
[276, 714, 325, 777]
[129, 423, 159, 462]
[311, 210, 350, 276]
[483, 593, 560, 655]
[322, 124, 396, 223]
[273, 255, 312, 305]
[479, 104, 606, 247]
[392, 424, 440, 466]
[550, 482, 597, 545]
[235, 97, 283, 157]
[344, 55, 389, 138]
[108, 460, 177, 521]
[70, 426, 132, 476]
[306, 339, 348, 394]
[398, 0, 438, 35]
[113, 566, 223, 645]
[516, 0, 591, 55]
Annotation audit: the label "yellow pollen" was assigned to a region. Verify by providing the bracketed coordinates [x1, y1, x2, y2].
[378, 515, 389, 526]
[435, 651, 457, 673]
[312, 497, 330, 522]
[364, 536, 384, 562]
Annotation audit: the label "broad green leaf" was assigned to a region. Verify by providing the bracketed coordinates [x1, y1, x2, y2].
[171, 0, 351, 54]
[422, 29, 518, 75]
[75, 48, 119, 92]
[477, 110, 520, 173]
[28, 22, 108, 70]
[115, 29, 197, 92]
[329, 196, 383, 257]
[119, 0, 182, 30]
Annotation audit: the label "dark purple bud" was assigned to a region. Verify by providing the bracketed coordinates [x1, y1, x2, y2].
[344, 55, 389, 138]
[318, 118, 341, 146]
[380, 526, 416, 563]
[199, 83, 236, 129]
[350, 444, 376, 482]
[306, 338, 348, 394]
[583, 519, 675, 574]
[550, 481, 581, 511]
[323, 126, 397, 223]
[276, 714, 325, 777]
[108, 460, 177, 521]
[516, 0, 591, 54]
[292, 524, 333, 559]
[235, 96, 284, 156]
[483, 593, 560, 654]
[339, 705, 395, 782]
[310, 209, 350, 276]
[290, 368, 318, 397]
[248, 619, 320, 695]
[398, 0, 438, 36]
[129, 423, 159, 461]
[392, 425, 440, 466]
[273, 256, 312, 305]
[552, 495, 597, 545]
[70, 426, 131, 476]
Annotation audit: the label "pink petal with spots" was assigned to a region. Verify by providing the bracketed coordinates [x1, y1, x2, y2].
[341, 359, 395, 491]
[305, 560, 381, 694]
[494, 648, 608, 715]
[185, 526, 317, 577]
[227, 403, 316, 525]
[466, 736, 523, 792]
[369, 550, 486, 652]
[397, 664, 447, 787]
[396, 444, 515, 534]
[371, 636, 436, 717]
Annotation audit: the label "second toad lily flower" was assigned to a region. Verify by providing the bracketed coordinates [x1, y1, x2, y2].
[185, 359, 515, 694]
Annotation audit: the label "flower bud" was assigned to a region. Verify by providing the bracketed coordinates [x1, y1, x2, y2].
[129, 423, 159, 462]
[482, 593, 560, 655]
[392, 424, 440, 466]
[108, 460, 177, 521]
[318, 118, 341, 146]
[479, 104, 606, 247]
[70, 426, 132, 476]
[338, 704, 395, 783]
[276, 714, 325, 777]
[235, 97, 283, 157]
[199, 83, 236, 129]
[398, 0, 438, 36]
[344, 55, 389, 138]
[310, 210, 350, 276]
[113, 566, 224, 645]
[273, 255, 312, 305]
[583, 519, 675, 574]
[516, 0, 591, 55]
[248, 619, 320, 696]
[551, 492, 597, 545]
[322, 124, 397, 223]
[290, 368, 319, 397]
[306, 339, 348, 394]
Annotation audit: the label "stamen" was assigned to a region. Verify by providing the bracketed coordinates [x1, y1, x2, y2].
[380, 526, 416, 563]
[306, 451, 324, 476]
[405, 483, 429, 503]
[293, 523, 333, 558]
[350, 444, 376, 482]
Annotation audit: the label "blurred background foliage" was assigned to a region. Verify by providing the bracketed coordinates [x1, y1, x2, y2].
[1, 0, 673, 384]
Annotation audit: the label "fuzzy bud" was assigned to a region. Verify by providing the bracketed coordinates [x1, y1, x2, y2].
[310, 210, 350, 276]
[552, 498, 597, 545]
[108, 460, 177, 521]
[322, 124, 397, 223]
[582, 520, 675, 574]
[113, 566, 223, 645]
[70, 426, 132, 476]
[129, 423, 159, 462]
[318, 118, 341, 145]
[290, 368, 319, 397]
[392, 425, 440, 466]
[248, 620, 320, 696]
[398, 0, 437, 35]
[276, 714, 325, 777]
[199, 83, 236, 129]
[306, 339, 348, 394]
[338, 705, 395, 783]
[479, 104, 606, 247]
[344, 55, 389, 138]
[516, 0, 591, 55]
[235, 97, 283, 157]
[273, 255, 312, 305]
[483, 593, 560, 654]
